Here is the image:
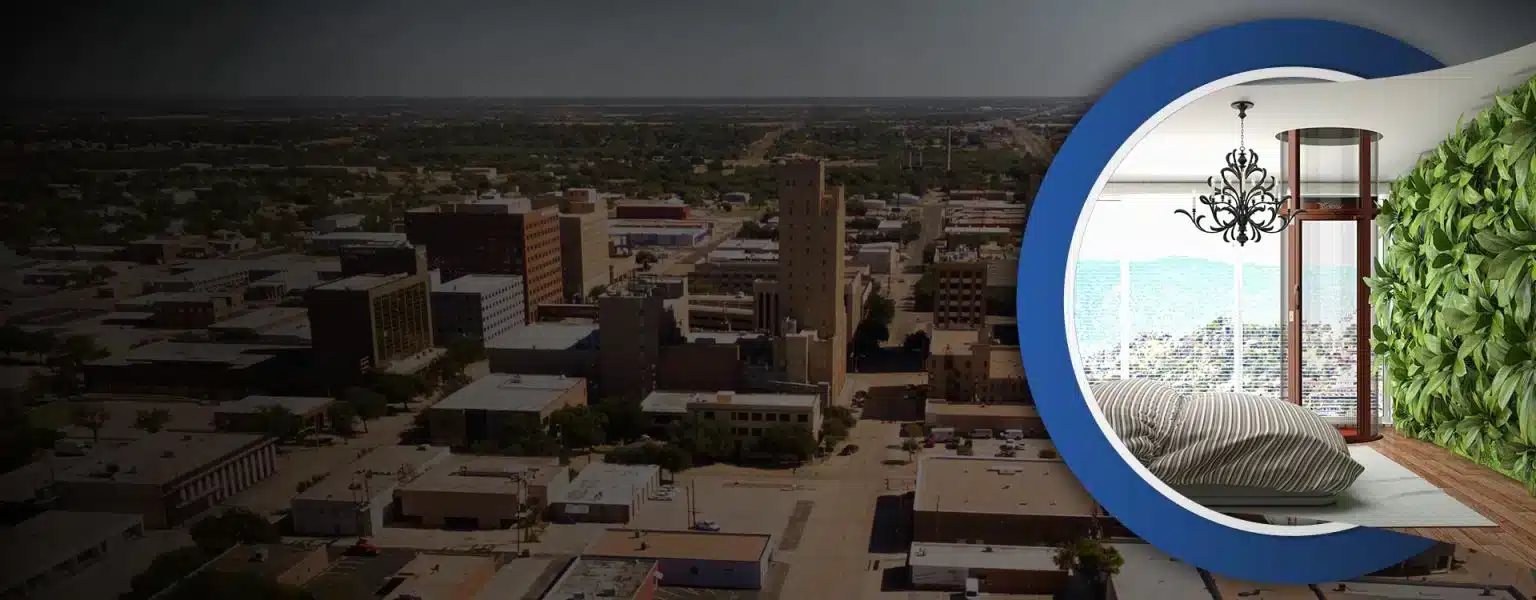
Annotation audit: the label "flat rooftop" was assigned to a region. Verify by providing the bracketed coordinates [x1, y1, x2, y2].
[640, 391, 697, 415]
[930, 329, 980, 356]
[915, 457, 1098, 517]
[1108, 543, 1216, 600]
[216, 395, 334, 415]
[908, 542, 1057, 572]
[386, 554, 496, 600]
[207, 543, 324, 581]
[312, 272, 414, 292]
[57, 432, 270, 486]
[0, 511, 144, 593]
[1208, 574, 1323, 600]
[400, 455, 564, 495]
[435, 274, 523, 295]
[554, 463, 659, 505]
[587, 528, 773, 563]
[485, 322, 599, 351]
[298, 444, 449, 502]
[311, 231, 408, 243]
[89, 341, 296, 368]
[926, 402, 1039, 418]
[432, 373, 582, 412]
[687, 391, 818, 410]
[207, 307, 309, 331]
[543, 558, 656, 600]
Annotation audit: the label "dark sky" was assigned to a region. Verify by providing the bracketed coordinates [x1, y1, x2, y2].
[6, 0, 1536, 98]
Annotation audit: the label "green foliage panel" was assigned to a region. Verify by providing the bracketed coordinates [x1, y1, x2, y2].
[1371, 75, 1536, 493]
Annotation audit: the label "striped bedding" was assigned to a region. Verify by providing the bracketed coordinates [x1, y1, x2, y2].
[1090, 379, 1365, 496]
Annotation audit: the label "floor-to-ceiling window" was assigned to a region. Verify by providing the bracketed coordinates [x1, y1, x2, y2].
[1073, 197, 1381, 420]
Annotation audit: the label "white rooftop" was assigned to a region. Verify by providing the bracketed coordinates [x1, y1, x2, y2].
[908, 542, 1058, 572]
[0, 511, 145, 594]
[432, 373, 583, 412]
[1108, 542, 1213, 600]
[485, 322, 599, 350]
[554, 463, 659, 506]
[435, 274, 524, 295]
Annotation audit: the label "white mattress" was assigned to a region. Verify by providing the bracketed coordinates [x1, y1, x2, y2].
[1195, 446, 1497, 528]
[1178, 485, 1338, 507]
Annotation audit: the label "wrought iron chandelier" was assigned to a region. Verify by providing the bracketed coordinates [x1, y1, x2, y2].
[1174, 100, 1299, 246]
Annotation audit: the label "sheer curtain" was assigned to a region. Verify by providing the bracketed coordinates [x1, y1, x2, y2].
[1074, 198, 1283, 396]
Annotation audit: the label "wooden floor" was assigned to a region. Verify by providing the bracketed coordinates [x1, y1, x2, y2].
[1368, 429, 1536, 568]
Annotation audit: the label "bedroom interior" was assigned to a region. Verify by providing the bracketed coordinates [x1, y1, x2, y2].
[1076, 40, 1536, 564]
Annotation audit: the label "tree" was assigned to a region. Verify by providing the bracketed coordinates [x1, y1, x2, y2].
[70, 403, 109, 443]
[668, 415, 735, 464]
[900, 438, 922, 462]
[340, 386, 388, 432]
[819, 418, 849, 447]
[752, 423, 817, 463]
[547, 405, 608, 449]
[605, 441, 692, 472]
[865, 290, 896, 327]
[369, 372, 429, 407]
[594, 398, 646, 444]
[189, 507, 279, 554]
[903, 330, 931, 355]
[124, 546, 209, 600]
[635, 249, 659, 265]
[824, 405, 857, 429]
[134, 408, 171, 434]
[327, 401, 358, 435]
[254, 405, 303, 441]
[852, 320, 889, 357]
[1053, 537, 1125, 599]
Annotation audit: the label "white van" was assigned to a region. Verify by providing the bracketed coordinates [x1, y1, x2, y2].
[969, 428, 994, 440]
[1001, 429, 1024, 441]
[930, 427, 957, 442]
[965, 576, 981, 598]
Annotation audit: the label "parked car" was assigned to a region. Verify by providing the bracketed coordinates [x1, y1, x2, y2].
[922, 438, 935, 448]
[346, 539, 381, 557]
[944, 440, 961, 450]
[693, 520, 721, 532]
[840, 444, 860, 456]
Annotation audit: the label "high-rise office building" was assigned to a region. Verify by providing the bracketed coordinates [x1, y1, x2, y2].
[404, 196, 562, 323]
[766, 156, 848, 400]
[306, 272, 434, 384]
[559, 188, 612, 302]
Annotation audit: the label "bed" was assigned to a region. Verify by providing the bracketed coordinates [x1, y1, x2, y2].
[1091, 379, 1496, 528]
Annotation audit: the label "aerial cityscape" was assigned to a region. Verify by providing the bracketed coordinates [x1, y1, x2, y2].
[2, 96, 1531, 600]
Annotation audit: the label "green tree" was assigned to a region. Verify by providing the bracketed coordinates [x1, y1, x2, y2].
[595, 398, 646, 443]
[340, 386, 388, 432]
[254, 405, 303, 441]
[133, 408, 171, 434]
[903, 330, 931, 356]
[70, 403, 109, 443]
[327, 401, 358, 435]
[752, 422, 817, 463]
[825, 405, 857, 429]
[900, 438, 922, 462]
[668, 414, 735, 464]
[547, 405, 608, 449]
[189, 507, 279, 554]
[369, 373, 429, 407]
[1053, 537, 1125, 598]
[124, 546, 209, 600]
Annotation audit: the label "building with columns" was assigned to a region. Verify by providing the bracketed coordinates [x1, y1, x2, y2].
[52, 432, 277, 529]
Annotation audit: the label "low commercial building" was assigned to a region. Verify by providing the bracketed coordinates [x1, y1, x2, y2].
[484, 323, 600, 378]
[426, 374, 588, 448]
[542, 558, 660, 600]
[397, 455, 571, 529]
[614, 202, 691, 220]
[908, 542, 1065, 595]
[1106, 542, 1217, 599]
[670, 391, 821, 449]
[585, 528, 776, 590]
[312, 213, 366, 234]
[548, 464, 661, 524]
[0, 511, 145, 599]
[924, 402, 1045, 438]
[290, 444, 451, 537]
[82, 342, 307, 401]
[913, 456, 1106, 547]
[926, 322, 1028, 405]
[206, 543, 331, 588]
[207, 307, 310, 341]
[146, 291, 245, 328]
[213, 395, 334, 434]
[379, 554, 497, 600]
[307, 231, 409, 254]
[432, 274, 527, 341]
[147, 266, 248, 294]
[852, 242, 901, 274]
[609, 222, 711, 248]
[53, 432, 277, 529]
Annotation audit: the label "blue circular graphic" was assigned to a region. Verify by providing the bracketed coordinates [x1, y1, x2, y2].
[1019, 19, 1444, 583]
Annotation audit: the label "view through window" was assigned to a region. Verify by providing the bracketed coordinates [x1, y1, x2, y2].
[1073, 197, 1381, 421]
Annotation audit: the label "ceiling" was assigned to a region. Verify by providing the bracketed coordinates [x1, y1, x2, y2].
[1109, 41, 1536, 184]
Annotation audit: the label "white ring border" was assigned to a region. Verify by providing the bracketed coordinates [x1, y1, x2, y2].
[1065, 66, 1364, 537]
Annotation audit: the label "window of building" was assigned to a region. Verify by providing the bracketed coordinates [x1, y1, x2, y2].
[797, 414, 808, 423]
[750, 413, 762, 422]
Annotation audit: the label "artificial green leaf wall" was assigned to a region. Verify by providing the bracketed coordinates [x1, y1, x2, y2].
[1373, 74, 1536, 493]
